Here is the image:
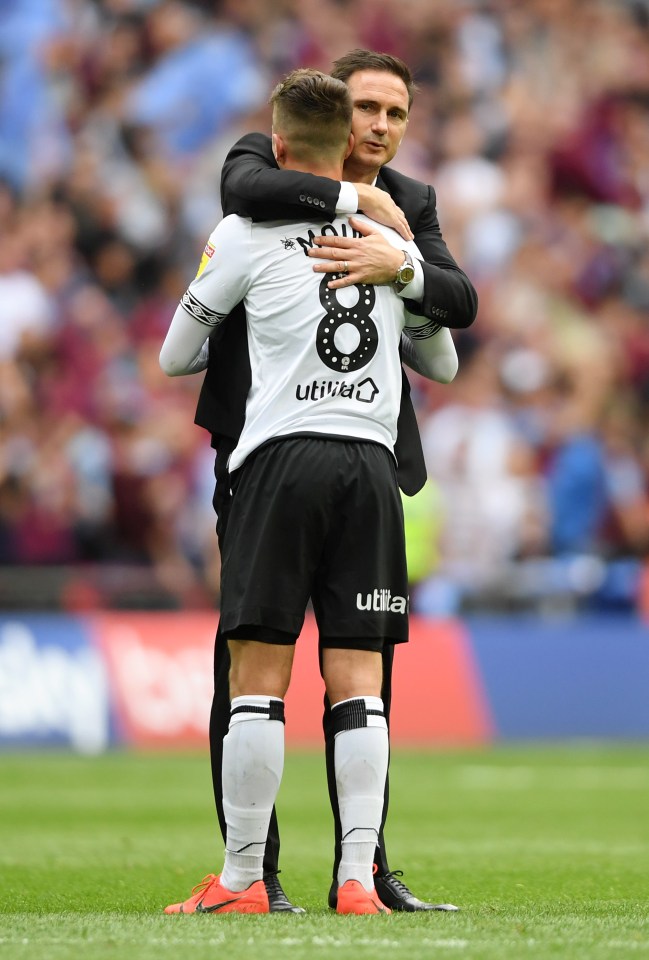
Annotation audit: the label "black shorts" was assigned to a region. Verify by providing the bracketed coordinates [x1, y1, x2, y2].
[219, 436, 409, 649]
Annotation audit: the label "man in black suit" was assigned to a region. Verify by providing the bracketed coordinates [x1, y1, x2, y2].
[193, 49, 477, 913]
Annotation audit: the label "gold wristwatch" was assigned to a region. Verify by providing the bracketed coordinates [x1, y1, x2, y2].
[395, 251, 416, 290]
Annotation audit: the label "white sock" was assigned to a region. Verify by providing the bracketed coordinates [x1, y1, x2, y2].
[220, 695, 285, 892]
[333, 696, 389, 891]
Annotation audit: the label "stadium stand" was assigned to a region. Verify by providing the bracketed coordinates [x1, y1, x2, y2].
[1, 0, 648, 614]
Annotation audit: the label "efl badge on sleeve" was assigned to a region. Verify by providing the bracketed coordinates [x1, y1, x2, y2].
[195, 241, 216, 278]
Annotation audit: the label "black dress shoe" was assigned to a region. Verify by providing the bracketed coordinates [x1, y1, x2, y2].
[264, 872, 306, 913]
[374, 871, 459, 912]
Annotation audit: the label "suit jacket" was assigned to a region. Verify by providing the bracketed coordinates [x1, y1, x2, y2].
[194, 133, 478, 495]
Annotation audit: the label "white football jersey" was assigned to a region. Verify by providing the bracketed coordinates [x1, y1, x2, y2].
[182, 214, 421, 471]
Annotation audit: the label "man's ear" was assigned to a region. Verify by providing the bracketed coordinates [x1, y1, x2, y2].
[344, 132, 355, 161]
[272, 132, 287, 167]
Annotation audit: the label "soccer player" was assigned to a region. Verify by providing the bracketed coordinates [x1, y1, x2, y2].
[197, 50, 476, 913]
[160, 68, 458, 915]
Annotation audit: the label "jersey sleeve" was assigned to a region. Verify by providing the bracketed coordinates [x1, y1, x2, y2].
[401, 236, 458, 383]
[160, 216, 251, 377]
[402, 311, 459, 384]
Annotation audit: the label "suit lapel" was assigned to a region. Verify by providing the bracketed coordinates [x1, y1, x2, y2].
[376, 172, 389, 194]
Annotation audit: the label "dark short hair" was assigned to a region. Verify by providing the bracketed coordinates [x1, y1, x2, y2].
[270, 68, 353, 159]
[331, 49, 416, 109]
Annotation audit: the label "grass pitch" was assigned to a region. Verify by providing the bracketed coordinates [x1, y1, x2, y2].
[1, 746, 648, 959]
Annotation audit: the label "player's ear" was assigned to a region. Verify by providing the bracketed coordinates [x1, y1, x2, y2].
[344, 132, 355, 161]
[272, 132, 287, 166]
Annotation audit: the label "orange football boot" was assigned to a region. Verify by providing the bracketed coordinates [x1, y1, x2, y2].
[164, 874, 269, 914]
[336, 879, 391, 915]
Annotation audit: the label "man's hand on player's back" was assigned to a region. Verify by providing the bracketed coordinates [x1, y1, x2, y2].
[309, 216, 407, 290]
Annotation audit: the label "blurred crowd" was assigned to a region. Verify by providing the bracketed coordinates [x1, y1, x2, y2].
[1, 0, 649, 613]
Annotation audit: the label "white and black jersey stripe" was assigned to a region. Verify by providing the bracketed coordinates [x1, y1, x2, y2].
[404, 318, 442, 339]
[181, 289, 228, 327]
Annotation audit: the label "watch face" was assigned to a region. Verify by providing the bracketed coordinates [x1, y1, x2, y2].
[399, 265, 416, 283]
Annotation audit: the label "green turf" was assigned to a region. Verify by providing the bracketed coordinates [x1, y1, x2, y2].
[1, 746, 648, 959]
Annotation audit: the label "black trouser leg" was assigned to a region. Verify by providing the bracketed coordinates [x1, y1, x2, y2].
[209, 623, 230, 847]
[375, 643, 394, 875]
[209, 438, 281, 875]
[322, 642, 395, 882]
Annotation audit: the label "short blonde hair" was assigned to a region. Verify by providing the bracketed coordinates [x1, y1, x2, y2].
[270, 69, 352, 161]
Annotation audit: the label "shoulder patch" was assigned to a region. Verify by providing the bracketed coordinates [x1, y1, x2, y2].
[195, 242, 216, 278]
